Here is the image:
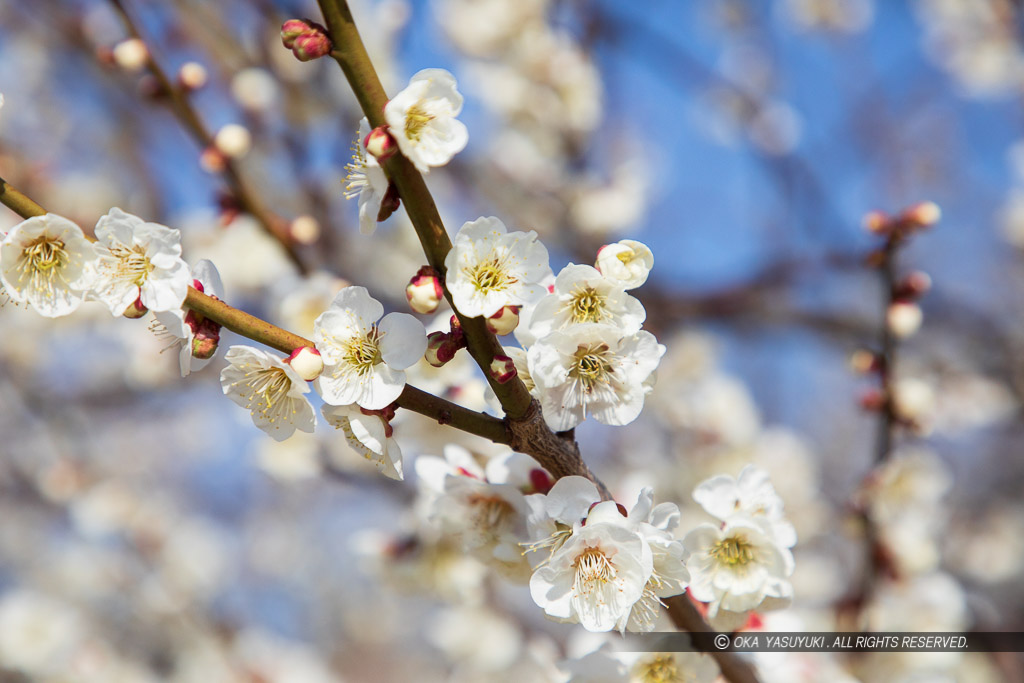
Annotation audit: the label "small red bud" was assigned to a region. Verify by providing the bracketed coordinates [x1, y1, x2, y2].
[859, 389, 885, 412]
[292, 30, 331, 62]
[122, 296, 148, 319]
[280, 19, 309, 49]
[528, 468, 554, 495]
[848, 349, 880, 375]
[894, 271, 932, 301]
[901, 201, 941, 230]
[406, 267, 444, 314]
[364, 126, 398, 162]
[489, 354, 517, 384]
[425, 331, 456, 367]
[286, 346, 323, 381]
[862, 210, 891, 235]
[486, 305, 520, 336]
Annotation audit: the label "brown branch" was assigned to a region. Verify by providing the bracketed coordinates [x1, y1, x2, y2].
[107, 0, 309, 274]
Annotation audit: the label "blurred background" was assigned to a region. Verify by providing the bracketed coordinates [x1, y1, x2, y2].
[0, 0, 1023, 681]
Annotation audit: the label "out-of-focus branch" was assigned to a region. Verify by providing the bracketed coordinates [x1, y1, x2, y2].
[664, 596, 762, 683]
[106, 0, 309, 274]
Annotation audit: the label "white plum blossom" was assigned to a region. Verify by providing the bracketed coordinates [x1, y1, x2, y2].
[151, 259, 224, 376]
[693, 465, 797, 548]
[518, 263, 646, 347]
[0, 213, 97, 317]
[92, 208, 190, 315]
[530, 500, 653, 632]
[445, 216, 552, 318]
[416, 446, 545, 579]
[322, 402, 404, 480]
[384, 68, 469, 172]
[623, 489, 690, 632]
[220, 345, 316, 441]
[528, 323, 665, 431]
[524, 475, 602, 554]
[344, 117, 390, 235]
[683, 516, 794, 619]
[314, 286, 426, 409]
[594, 239, 654, 290]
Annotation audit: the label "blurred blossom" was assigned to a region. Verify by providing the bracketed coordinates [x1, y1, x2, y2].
[781, 0, 875, 33]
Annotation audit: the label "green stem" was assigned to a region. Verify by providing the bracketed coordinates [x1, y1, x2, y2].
[315, 0, 533, 420]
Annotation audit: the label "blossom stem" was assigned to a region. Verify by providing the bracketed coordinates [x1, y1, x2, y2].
[664, 596, 762, 683]
[106, 0, 308, 274]
[315, 0, 535, 421]
[0, 177, 46, 219]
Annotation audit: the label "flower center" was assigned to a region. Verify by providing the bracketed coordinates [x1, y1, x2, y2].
[17, 236, 71, 298]
[404, 103, 435, 141]
[466, 257, 516, 294]
[634, 654, 686, 683]
[467, 494, 515, 536]
[570, 343, 613, 391]
[573, 546, 616, 595]
[569, 285, 607, 323]
[343, 329, 382, 373]
[710, 535, 756, 568]
[244, 367, 293, 422]
[109, 244, 153, 286]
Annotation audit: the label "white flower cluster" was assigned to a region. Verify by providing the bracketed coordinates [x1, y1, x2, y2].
[0, 209, 189, 319]
[684, 466, 796, 630]
[453, 231, 662, 431]
[526, 476, 689, 633]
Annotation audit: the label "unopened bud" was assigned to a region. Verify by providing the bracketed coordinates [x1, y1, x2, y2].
[290, 215, 320, 245]
[486, 305, 520, 336]
[377, 182, 401, 222]
[191, 333, 219, 360]
[406, 267, 443, 314]
[903, 201, 941, 229]
[286, 346, 323, 381]
[280, 19, 309, 49]
[528, 468, 554, 495]
[895, 270, 932, 300]
[849, 349, 880, 375]
[489, 354, 517, 384]
[364, 126, 398, 161]
[122, 296, 149, 319]
[425, 331, 457, 367]
[214, 124, 252, 159]
[887, 301, 923, 338]
[862, 210, 890, 235]
[893, 378, 935, 429]
[112, 38, 149, 73]
[859, 389, 885, 412]
[178, 61, 208, 91]
[292, 30, 331, 62]
[199, 147, 227, 173]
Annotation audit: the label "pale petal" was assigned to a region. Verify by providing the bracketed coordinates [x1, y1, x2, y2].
[377, 312, 427, 369]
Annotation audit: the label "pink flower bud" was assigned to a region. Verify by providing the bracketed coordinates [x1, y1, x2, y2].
[406, 267, 443, 314]
[286, 346, 323, 381]
[894, 270, 932, 301]
[425, 331, 457, 367]
[489, 354, 517, 384]
[122, 296, 148, 319]
[292, 30, 331, 62]
[486, 305, 519, 336]
[528, 468, 554, 495]
[280, 19, 309, 49]
[191, 333, 219, 360]
[859, 389, 885, 412]
[199, 147, 227, 174]
[364, 126, 398, 162]
[848, 349, 880, 375]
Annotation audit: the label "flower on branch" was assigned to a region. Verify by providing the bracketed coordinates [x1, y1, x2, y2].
[527, 323, 664, 431]
[92, 208, 190, 317]
[344, 118, 391, 235]
[0, 214, 97, 317]
[384, 68, 469, 173]
[314, 286, 426, 410]
[220, 345, 316, 441]
[150, 259, 224, 376]
[323, 403, 403, 480]
[517, 263, 645, 347]
[445, 216, 552, 318]
[594, 239, 654, 290]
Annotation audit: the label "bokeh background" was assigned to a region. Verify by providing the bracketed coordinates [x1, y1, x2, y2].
[0, 0, 1023, 681]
